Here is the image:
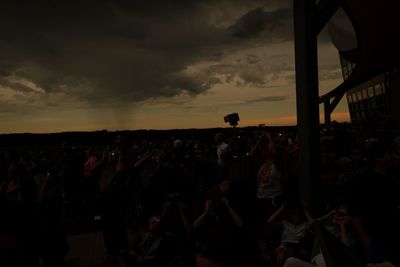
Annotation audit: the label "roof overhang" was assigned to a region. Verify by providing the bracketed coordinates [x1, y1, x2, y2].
[320, 0, 400, 102]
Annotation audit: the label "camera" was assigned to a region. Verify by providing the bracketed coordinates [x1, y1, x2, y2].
[224, 113, 240, 127]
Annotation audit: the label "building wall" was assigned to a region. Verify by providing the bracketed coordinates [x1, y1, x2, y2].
[339, 52, 396, 125]
[345, 75, 389, 124]
[386, 69, 400, 122]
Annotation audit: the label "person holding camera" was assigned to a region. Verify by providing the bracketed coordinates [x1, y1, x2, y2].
[254, 131, 285, 222]
[193, 179, 244, 266]
[214, 133, 229, 182]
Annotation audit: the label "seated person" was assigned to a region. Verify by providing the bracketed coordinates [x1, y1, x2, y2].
[283, 205, 360, 267]
[267, 202, 311, 267]
[123, 215, 171, 267]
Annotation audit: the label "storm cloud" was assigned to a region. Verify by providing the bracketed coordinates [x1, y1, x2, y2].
[228, 7, 292, 40]
[245, 95, 288, 104]
[0, 0, 302, 108]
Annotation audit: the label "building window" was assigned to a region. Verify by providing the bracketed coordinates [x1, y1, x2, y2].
[360, 110, 365, 119]
[347, 94, 353, 103]
[357, 91, 362, 101]
[370, 97, 376, 108]
[343, 68, 348, 80]
[368, 86, 374, 97]
[363, 100, 369, 111]
[375, 85, 383, 95]
[362, 89, 368, 99]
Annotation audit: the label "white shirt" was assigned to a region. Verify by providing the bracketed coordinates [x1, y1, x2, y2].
[281, 220, 307, 244]
[256, 161, 282, 199]
[217, 142, 228, 166]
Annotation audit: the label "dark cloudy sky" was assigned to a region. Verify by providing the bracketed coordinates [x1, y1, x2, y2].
[0, 0, 350, 133]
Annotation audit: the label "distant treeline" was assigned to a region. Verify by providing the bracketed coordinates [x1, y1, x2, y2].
[0, 126, 296, 149]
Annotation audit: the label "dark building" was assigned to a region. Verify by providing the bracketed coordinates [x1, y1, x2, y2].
[340, 52, 400, 127]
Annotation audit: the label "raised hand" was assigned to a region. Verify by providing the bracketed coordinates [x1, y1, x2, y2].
[220, 197, 229, 207]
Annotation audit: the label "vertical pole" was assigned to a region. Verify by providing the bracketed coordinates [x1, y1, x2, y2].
[293, 0, 320, 207]
[324, 99, 332, 127]
[294, 2, 335, 267]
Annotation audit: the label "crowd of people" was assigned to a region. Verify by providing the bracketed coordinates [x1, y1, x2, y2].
[0, 122, 399, 267]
